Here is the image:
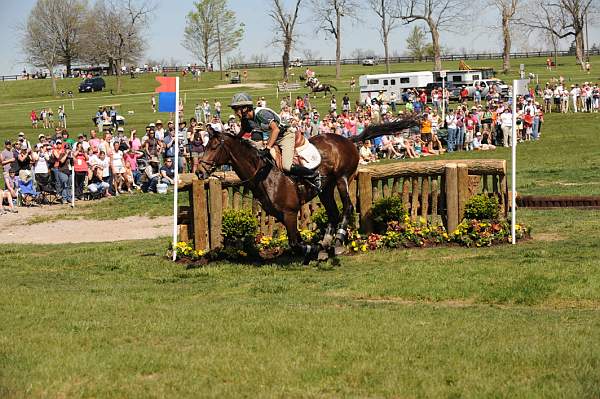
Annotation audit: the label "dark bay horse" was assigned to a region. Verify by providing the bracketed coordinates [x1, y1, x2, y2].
[198, 117, 420, 261]
[306, 79, 337, 97]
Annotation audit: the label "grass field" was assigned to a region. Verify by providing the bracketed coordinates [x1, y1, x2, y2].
[1, 57, 600, 397]
[2, 208, 600, 397]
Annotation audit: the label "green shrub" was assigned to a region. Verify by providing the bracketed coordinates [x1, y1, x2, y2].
[370, 195, 408, 233]
[464, 194, 500, 220]
[222, 209, 258, 246]
[310, 205, 356, 233]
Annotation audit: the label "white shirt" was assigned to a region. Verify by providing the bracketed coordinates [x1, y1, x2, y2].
[500, 112, 513, 127]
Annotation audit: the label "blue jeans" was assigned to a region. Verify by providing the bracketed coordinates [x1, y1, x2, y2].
[447, 127, 457, 152]
[52, 168, 71, 201]
[132, 170, 141, 185]
[532, 117, 540, 140]
[455, 127, 465, 148]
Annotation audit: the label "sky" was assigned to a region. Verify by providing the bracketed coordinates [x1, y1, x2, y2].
[0, 0, 598, 75]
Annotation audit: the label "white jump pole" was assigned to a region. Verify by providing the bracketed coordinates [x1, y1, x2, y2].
[172, 77, 180, 261]
[511, 85, 517, 245]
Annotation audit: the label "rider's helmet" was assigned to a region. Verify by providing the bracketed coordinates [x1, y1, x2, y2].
[230, 92, 254, 108]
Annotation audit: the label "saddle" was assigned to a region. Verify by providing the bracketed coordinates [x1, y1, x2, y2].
[270, 138, 321, 171]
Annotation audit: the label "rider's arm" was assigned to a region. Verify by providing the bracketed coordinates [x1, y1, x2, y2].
[265, 121, 280, 149]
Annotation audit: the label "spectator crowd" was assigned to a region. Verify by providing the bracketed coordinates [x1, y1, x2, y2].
[1, 76, 560, 214]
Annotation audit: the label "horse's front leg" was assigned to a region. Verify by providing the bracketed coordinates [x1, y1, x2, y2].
[334, 176, 354, 256]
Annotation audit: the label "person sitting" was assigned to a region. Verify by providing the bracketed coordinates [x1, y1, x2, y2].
[160, 158, 176, 186]
[87, 165, 110, 198]
[1, 188, 18, 213]
[359, 140, 377, 164]
[473, 132, 497, 151]
[141, 156, 160, 193]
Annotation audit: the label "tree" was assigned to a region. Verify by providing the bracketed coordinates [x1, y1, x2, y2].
[182, 0, 219, 70]
[367, 0, 401, 73]
[398, 0, 470, 71]
[213, 1, 245, 79]
[83, 0, 155, 93]
[405, 25, 429, 61]
[21, 0, 87, 80]
[311, 0, 360, 79]
[518, 0, 595, 69]
[490, 0, 520, 73]
[183, 0, 244, 78]
[21, 0, 61, 96]
[269, 0, 303, 80]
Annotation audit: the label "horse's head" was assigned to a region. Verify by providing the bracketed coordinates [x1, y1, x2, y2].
[197, 125, 233, 179]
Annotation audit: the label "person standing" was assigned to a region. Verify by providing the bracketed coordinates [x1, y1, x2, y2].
[499, 108, 513, 147]
[30, 110, 38, 129]
[72, 142, 89, 199]
[151, 95, 157, 113]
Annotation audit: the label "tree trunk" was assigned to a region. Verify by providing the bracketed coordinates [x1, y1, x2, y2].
[65, 56, 72, 77]
[382, 2, 390, 73]
[50, 69, 57, 97]
[282, 39, 291, 80]
[429, 22, 442, 71]
[502, 14, 511, 73]
[335, 10, 341, 79]
[575, 29, 585, 69]
[116, 58, 122, 94]
[217, 24, 223, 80]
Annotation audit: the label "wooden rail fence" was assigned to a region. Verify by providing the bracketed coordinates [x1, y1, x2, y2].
[178, 159, 507, 251]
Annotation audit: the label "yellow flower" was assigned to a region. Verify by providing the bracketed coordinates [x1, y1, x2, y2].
[452, 230, 459, 235]
[238, 250, 247, 257]
[361, 244, 367, 252]
[419, 217, 427, 225]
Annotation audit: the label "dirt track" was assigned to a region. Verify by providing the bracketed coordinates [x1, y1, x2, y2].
[0, 206, 171, 244]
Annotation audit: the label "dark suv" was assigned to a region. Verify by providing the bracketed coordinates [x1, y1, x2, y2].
[79, 77, 106, 92]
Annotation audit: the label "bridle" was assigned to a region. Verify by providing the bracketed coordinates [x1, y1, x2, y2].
[198, 131, 269, 186]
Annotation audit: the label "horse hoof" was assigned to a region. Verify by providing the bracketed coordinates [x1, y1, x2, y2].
[334, 245, 347, 256]
[317, 250, 329, 262]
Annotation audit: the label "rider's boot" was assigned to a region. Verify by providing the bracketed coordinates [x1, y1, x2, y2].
[289, 164, 321, 191]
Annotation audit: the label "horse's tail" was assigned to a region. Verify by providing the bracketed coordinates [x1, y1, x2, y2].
[349, 114, 422, 143]
[330, 85, 338, 91]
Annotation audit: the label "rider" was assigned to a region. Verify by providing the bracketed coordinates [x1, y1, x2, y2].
[229, 92, 318, 179]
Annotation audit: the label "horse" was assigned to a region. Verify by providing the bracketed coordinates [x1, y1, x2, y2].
[198, 116, 421, 262]
[306, 79, 337, 98]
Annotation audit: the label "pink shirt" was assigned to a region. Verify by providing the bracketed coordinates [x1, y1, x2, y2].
[130, 138, 141, 151]
[124, 152, 140, 170]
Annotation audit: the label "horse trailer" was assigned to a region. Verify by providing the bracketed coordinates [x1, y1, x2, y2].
[359, 71, 433, 102]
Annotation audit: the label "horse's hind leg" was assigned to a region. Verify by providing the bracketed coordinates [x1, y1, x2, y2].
[334, 176, 354, 256]
[318, 181, 340, 248]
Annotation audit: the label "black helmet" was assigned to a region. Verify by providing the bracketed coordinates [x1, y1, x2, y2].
[230, 92, 253, 108]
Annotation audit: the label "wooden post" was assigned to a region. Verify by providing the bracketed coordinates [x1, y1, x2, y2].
[457, 163, 469, 222]
[192, 179, 209, 251]
[431, 177, 439, 223]
[358, 170, 373, 233]
[411, 177, 420, 222]
[233, 187, 242, 209]
[208, 177, 223, 250]
[445, 163, 459, 232]
[421, 177, 430, 220]
[382, 180, 390, 198]
[402, 178, 410, 211]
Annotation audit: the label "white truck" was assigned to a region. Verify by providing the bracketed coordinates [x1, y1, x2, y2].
[468, 79, 510, 98]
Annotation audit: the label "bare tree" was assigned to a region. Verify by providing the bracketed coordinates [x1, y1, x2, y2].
[183, 0, 244, 78]
[518, 0, 595, 69]
[269, 0, 303, 80]
[20, 0, 87, 80]
[21, 0, 61, 95]
[367, 0, 401, 73]
[84, 0, 155, 93]
[397, 0, 469, 71]
[490, 0, 520, 73]
[311, 0, 360, 79]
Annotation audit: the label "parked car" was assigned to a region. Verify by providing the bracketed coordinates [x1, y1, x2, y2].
[290, 59, 303, 67]
[79, 77, 106, 93]
[362, 56, 377, 66]
[229, 70, 241, 84]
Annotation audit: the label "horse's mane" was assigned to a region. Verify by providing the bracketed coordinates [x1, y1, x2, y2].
[349, 113, 422, 143]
